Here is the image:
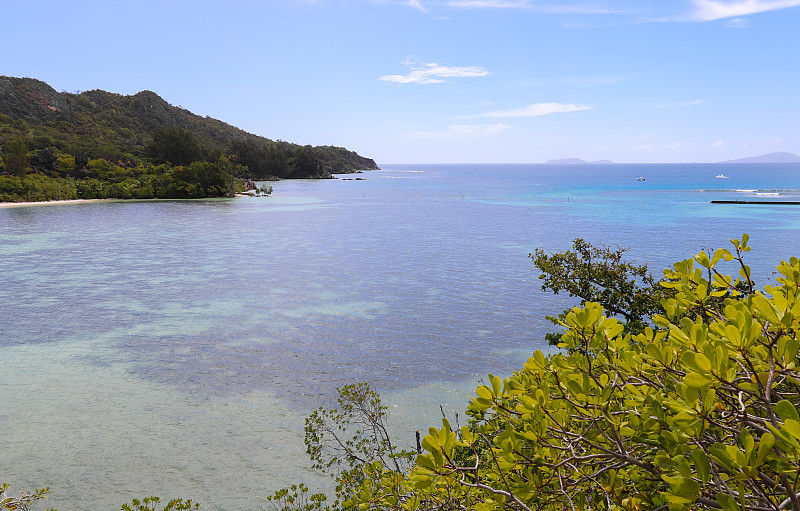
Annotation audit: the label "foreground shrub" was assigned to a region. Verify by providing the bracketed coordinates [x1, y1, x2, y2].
[347, 235, 800, 510]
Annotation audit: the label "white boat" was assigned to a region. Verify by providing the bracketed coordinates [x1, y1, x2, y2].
[636, 177, 645, 181]
[716, 173, 729, 179]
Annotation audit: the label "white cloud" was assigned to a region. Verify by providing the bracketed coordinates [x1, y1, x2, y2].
[380, 58, 489, 84]
[666, 141, 684, 150]
[713, 139, 725, 148]
[689, 0, 800, 21]
[473, 102, 594, 118]
[406, 0, 428, 13]
[408, 124, 511, 139]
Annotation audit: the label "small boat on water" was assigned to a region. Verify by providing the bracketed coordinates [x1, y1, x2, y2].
[636, 176, 645, 181]
[716, 173, 729, 179]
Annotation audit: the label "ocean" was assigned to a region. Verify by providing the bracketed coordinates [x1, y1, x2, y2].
[1, 162, 799, 510]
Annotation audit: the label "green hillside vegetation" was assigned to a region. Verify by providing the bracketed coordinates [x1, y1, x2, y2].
[0, 76, 379, 202]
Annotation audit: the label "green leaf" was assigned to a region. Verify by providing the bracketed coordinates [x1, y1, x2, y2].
[692, 449, 711, 484]
[672, 477, 701, 498]
[476, 385, 493, 401]
[716, 492, 739, 511]
[711, 248, 727, 266]
[775, 400, 800, 422]
[755, 433, 775, 467]
[694, 352, 712, 372]
[708, 444, 736, 470]
[421, 435, 438, 453]
[752, 293, 781, 324]
[784, 419, 800, 441]
[414, 454, 436, 471]
[431, 446, 444, 467]
[684, 372, 713, 389]
[489, 374, 502, 397]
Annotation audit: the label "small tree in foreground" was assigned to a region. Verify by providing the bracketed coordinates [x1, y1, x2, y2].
[121, 496, 199, 511]
[268, 383, 415, 510]
[0, 484, 53, 511]
[349, 235, 800, 510]
[531, 238, 673, 345]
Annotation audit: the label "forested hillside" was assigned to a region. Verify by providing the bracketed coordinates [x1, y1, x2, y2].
[0, 76, 379, 201]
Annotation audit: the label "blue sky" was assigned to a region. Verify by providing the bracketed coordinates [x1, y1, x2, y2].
[3, 0, 799, 163]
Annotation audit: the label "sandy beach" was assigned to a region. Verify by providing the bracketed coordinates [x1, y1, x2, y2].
[0, 198, 111, 208]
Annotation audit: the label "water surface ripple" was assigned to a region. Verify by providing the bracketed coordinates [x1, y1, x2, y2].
[2, 163, 799, 510]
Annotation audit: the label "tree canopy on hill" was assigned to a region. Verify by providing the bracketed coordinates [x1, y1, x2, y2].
[0, 76, 379, 201]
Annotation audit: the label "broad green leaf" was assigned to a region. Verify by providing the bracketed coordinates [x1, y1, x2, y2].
[684, 372, 713, 389]
[755, 433, 775, 467]
[752, 293, 781, 324]
[784, 419, 800, 441]
[489, 374, 502, 397]
[775, 400, 800, 422]
[421, 435, 438, 453]
[476, 385, 493, 401]
[691, 449, 711, 484]
[716, 492, 739, 511]
[414, 454, 436, 471]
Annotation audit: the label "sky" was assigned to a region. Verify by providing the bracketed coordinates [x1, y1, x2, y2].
[2, 0, 799, 164]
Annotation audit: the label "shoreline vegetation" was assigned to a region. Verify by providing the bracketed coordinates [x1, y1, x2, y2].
[0, 76, 379, 203]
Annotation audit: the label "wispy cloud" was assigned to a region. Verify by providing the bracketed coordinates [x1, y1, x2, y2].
[445, 0, 627, 14]
[688, 0, 800, 21]
[472, 102, 594, 118]
[512, 75, 629, 87]
[406, 0, 428, 13]
[408, 124, 511, 139]
[380, 58, 489, 84]
[724, 17, 751, 26]
[639, 99, 706, 109]
[446, 0, 528, 7]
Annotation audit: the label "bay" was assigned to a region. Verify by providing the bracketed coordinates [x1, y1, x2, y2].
[1, 163, 799, 510]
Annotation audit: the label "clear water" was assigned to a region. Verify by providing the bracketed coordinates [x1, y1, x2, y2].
[2, 163, 799, 510]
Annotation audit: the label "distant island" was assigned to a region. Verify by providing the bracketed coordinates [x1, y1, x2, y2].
[545, 152, 800, 165]
[0, 76, 378, 202]
[719, 152, 800, 164]
[546, 158, 615, 164]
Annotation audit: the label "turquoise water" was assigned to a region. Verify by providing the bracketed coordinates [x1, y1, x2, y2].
[1, 163, 799, 510]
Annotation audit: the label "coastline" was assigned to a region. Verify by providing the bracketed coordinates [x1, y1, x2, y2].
[0, 198, 112, 208]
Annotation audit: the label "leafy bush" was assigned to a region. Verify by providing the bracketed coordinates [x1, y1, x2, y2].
[357, 235, 800, 510]
[121, 496, 199, 511]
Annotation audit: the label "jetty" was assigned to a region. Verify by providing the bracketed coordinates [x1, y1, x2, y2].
[711, 200, 800, 205]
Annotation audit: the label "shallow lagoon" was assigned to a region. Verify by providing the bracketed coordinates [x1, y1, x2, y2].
[2, 163, 800, 509]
